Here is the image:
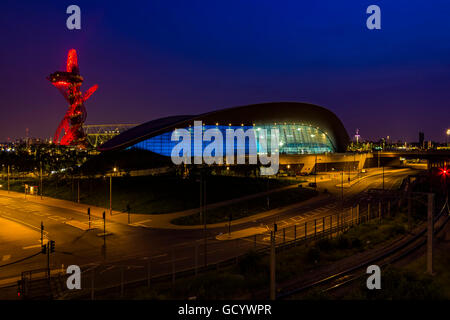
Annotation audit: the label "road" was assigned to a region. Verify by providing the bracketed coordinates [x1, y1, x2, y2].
[0, 167, 419, 298]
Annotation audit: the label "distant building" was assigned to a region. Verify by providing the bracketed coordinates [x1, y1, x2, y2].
[419, 132, 424, 149]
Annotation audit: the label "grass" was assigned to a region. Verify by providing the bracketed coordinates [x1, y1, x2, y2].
[171, 187, 317, 225]
[0, 175, 297, 214]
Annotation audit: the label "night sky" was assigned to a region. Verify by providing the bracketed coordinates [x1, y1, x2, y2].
[1, 1, 449, 143]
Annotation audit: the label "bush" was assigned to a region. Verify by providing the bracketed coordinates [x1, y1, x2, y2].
[189, 273, 246, 299]
[336, 235, 352, 249]
[307, 247, 321, 263]
[350, 237, 362, 249]
[238, 250, 265, 275]
[317, 239, 334, 251]
[362, 267, 445, 300]
[386, 224, 406, 237]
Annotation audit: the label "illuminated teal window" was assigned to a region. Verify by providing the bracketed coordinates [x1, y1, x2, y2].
[128, 124, 335, 156]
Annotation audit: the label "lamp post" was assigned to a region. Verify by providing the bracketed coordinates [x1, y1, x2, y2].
[446, 129, 450, 147]
[314, 154, 317, 187]
[40, 161, 43, 200]
[341, 171, 344, 210]
[109, 167, 117, 216]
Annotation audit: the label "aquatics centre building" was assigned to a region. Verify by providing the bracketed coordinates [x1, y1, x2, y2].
[98, 102, 350, 157]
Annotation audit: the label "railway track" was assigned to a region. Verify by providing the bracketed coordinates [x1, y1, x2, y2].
[277, 211, 450, 299]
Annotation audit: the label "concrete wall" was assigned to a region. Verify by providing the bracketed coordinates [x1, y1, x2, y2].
[280, 153, 374, 174]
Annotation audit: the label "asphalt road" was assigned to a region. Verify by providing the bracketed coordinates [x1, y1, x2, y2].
[0, 167, 419, 298]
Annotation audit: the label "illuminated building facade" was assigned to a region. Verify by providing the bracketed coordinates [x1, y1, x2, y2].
[98, 102, 350, 156]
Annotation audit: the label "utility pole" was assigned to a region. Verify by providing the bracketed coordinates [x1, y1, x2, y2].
[87, 208, 91, 230]
[7, 165, 10, 193]
[382, 165, 385, 190]
[109, 167, 117, 216]
[314, 154, 317, 187]
[378, 150, 380, 168]
[427, 193, 434, 275]
[40, 161, 43, 200]
[348, 155, 351, 182]
[203, 173, 207, 268]
[47, 243, 50, 278]
[407, 185, 412, 231]
[103, 211, 106, 248]
[341, 171, 344, 210]
[127, 203, 131, 225]
[109, 174, 112, 216]
[40, 221, 44, 245]
[270, 231, 276, 300]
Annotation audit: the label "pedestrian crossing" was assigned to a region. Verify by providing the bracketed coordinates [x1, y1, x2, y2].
[64, 219, 103, 230]
[268, 204, 336, 233]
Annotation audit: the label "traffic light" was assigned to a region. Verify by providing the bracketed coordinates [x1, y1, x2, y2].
[87, 207, 90, 217]
[41, 244, 47, 254]
[102, 211, 105, 220]
[274, 223, 278, 232]
[49, 240, 55, 253]
[438, 167, 449, 180]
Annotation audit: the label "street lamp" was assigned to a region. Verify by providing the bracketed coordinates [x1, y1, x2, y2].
[110, 167, 117, 216]
[446, 129, 450, 147]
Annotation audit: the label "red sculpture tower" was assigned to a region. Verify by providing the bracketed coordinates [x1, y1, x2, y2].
[48, 49, 98, 147]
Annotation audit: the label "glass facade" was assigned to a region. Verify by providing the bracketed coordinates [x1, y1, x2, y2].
[128, 124, 335, 156]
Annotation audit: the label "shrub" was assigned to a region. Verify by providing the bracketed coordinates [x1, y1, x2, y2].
[238, 250, 265, 275]
[307, 247, 321, 263]
[317, 239, 334, 251]
[336, 235, 352, 249]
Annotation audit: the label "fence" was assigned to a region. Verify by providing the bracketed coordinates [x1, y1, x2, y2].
[55, 197, 399, 299]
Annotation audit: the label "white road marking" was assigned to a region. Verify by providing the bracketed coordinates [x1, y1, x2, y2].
[64, 220, 90, 230]
[277, 220, 289, 227]
[2, 255, 11, 261]
[151, 253, 168, 259]
[22, 244, 43, 250]
[48, 215, 68, 222]
[129, 219, 153, 228]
